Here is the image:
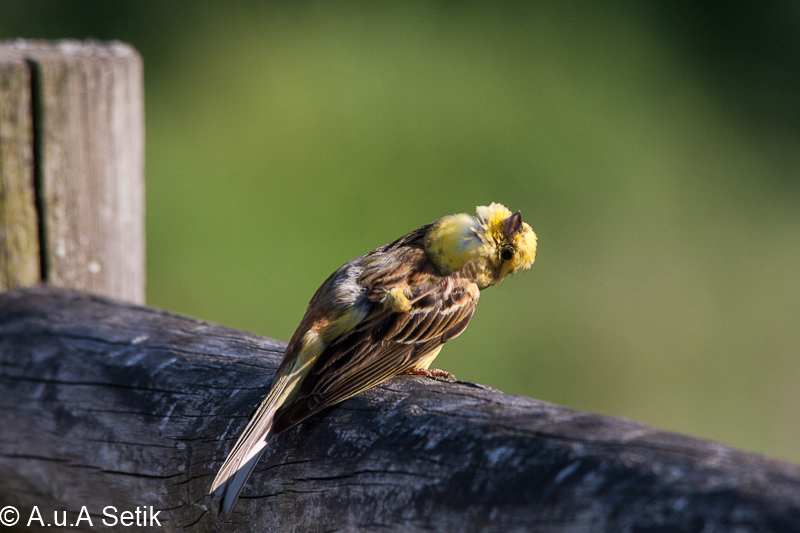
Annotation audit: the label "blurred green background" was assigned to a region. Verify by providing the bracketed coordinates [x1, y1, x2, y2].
[4, 1, 799, 463]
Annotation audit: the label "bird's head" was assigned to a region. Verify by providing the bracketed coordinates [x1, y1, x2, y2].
[424, 203, 537, 287]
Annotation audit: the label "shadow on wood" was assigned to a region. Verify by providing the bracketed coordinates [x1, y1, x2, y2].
[1, 286, 799, 532]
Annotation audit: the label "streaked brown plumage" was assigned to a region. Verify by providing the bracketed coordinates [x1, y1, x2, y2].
[210, 203, 537, 518]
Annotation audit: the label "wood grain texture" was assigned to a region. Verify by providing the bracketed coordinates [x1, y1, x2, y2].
[0, 41, 144, 303]
[0, 51, 39, 291]
[1, 286, 799, 532]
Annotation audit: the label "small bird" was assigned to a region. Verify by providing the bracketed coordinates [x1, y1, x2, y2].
[210, 202, 537, 517]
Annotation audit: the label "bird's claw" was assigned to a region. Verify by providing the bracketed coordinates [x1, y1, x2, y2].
[410, 368, 456, 381]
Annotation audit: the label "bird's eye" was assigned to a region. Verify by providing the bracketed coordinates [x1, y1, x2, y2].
[500, 246, 514, 261]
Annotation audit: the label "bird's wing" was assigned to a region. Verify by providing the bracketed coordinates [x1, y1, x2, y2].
[270, 275, 479, 434]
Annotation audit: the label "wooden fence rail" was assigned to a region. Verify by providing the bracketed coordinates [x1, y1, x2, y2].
[1, 286, 799, 532]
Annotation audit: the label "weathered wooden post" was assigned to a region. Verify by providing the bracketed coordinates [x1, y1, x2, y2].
[0, 40, 144, 303]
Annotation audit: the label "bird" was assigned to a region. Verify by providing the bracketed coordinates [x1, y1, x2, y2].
[209, 202, 537, 518]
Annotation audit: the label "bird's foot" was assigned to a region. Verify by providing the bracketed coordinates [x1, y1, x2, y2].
[410, 368, 456, 381]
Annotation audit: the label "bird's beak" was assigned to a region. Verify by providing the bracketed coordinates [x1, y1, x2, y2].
[505, 211, 523, 236]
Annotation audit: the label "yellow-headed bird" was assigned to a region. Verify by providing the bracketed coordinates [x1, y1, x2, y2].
[210, 203, 537, 517]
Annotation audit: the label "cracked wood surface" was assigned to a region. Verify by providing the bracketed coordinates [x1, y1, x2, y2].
[1, 286, 799, 532]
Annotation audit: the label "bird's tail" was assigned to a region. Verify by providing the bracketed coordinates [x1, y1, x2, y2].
[210, 375, 291, 518]
[210, 439, 269, 519]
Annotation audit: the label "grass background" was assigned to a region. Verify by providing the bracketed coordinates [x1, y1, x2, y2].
[3, 0, 799, 463]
